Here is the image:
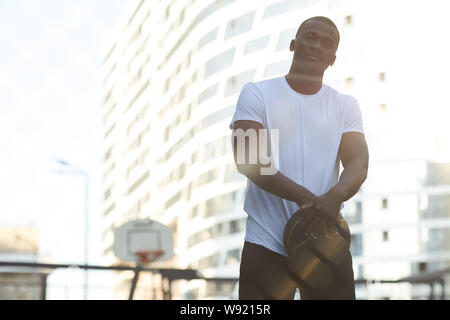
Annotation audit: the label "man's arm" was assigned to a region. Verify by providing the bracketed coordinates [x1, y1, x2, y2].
[304, 131, 369, 238]
[329, 131, 369, 201]
[232, 120, 316, 207]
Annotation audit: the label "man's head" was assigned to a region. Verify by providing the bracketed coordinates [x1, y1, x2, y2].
[289, 16, 340, 75]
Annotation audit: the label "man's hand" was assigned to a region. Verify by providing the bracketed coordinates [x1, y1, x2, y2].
[301, 190, 343, 239]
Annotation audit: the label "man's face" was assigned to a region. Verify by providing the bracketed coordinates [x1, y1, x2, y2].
[290, 19, 339, 74]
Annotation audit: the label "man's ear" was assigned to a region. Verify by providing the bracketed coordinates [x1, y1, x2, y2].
[329, 54, 336, 66]
[289, 39, 295, 52]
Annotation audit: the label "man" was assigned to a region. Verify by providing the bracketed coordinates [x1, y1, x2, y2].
[229, 16, 369, 300]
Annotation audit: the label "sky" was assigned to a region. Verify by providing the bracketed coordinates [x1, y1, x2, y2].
[0, 0, 128, 269]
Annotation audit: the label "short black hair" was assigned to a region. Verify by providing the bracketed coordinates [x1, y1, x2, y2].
[295, 16, 340, 47]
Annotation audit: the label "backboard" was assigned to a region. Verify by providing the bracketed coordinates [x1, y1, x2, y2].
[113, 218, 174, 263]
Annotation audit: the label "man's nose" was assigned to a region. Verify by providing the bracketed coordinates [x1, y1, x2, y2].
[310, 39, 321, 50]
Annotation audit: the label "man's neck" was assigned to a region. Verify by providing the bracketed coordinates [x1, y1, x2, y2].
[285, 70, 324, 95]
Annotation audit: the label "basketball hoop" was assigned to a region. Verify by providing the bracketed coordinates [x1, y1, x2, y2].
[135, 250, 165, 265]
[114, 219, 174, 263]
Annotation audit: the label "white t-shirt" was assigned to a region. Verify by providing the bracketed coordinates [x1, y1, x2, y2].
[229, 75, 364, 256]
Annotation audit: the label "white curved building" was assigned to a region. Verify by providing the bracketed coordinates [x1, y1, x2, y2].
[102, 0, 450, 299]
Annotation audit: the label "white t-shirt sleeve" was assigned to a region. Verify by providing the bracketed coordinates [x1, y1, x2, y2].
[229, 82, 265, 129]
[343, 98, 364, 135]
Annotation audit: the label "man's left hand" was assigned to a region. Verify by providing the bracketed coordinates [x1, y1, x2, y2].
[303, 190, 343, 239]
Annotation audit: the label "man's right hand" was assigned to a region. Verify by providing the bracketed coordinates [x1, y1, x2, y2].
[299, 202, 339, 239]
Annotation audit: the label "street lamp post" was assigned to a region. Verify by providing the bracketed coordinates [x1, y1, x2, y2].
[55, 159, 90, 300]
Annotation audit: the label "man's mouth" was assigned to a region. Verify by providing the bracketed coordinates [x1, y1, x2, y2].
[305, 55, 321, 62]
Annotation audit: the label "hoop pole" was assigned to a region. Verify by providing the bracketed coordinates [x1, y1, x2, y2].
[129, 251, 163, 300]
[129, 262, 142, 300]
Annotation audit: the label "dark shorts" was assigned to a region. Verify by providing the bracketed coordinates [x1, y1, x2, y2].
[238, 241, 356, 300]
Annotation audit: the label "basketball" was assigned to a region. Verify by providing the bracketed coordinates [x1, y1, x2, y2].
[283, 209, 351, 291]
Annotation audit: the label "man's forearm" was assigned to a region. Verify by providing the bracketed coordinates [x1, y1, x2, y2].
[328, 160, 368, 202]
[245, 170, 316, 207]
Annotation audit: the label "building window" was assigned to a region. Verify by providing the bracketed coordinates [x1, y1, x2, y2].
[164, 191, 181, 210]
[204, 48, 235, 78]
[225, 248, 241, 265]
[186, 183, 192, 201]
[200, 105, 234, 129]
[198, 83, 219, 104]
[419, 262, 427, 272]
[276, 28, 296, 51]
[264, 59, 291, 78]
[105, 123, 116, 139]
[224, 11, 255, 40]
[105, 162, 115, 178]
[357, 264, 364, 279]
[411, 261, 429, 275]
[188, 205, 199, 220]
[104, 203, 115, 217]
[191, 151, 198, 164]
[164, 126, 170, 142]
[224, 163, 242, 183]
[199, 27, 218, 49]
[204, 138, 222, 162]
[382, 231, 389, 241]
[127, 170, 149, 196]
[427, 228, 450, 251]
[211, 223, 225, 238]
[164, 78, 170, 94]
[178, 163, 186, 180]
[244, 35, 270, 55]
[379, 103, 387, 112]
[345, 77, 354, 88]
[185, 288, 199, 300]
[356, 201, 362, 215]
[382, 198, 388, 209]
[105, 146, 114, 161]
[426, 163, 450, 186]
[103, 244, 113, 256]
[165, 4, 171, 19]
[181, 6, 186, 22]
[191, 69, 198, 82]
[344, 200, 362, 224]
[229, 218, 246, 234]
[205, 281, 235, 297]
[205, 194, 229, 218]
[328, 0, 345, 8]
[379, 72, 386, 82]
[345, 15, 353, 25]
[263, 0, 318, 19]
[104, 187, 112, 201]
[224, 69, 256, 96]
[425, 194, 450, 218]
[197, 253, 220, 269]
[198, 168, 219, 187]
[350, 233, 363, 256]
